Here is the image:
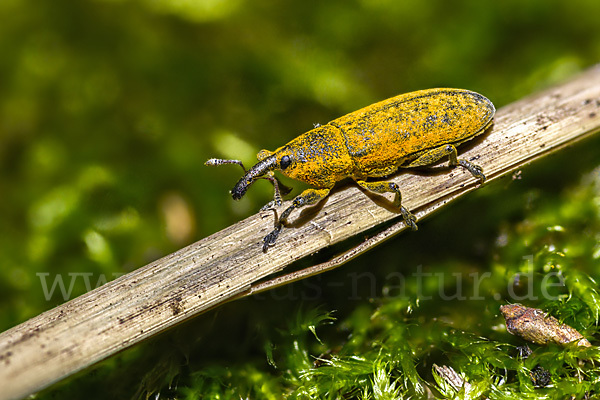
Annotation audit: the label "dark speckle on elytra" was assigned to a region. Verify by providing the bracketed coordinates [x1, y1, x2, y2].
[583, 99, 592, 105]
[590, 112, 597, 118]
[540, 143, 546, 148]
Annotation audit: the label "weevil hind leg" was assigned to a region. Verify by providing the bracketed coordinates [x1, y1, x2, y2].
[405, 144, 486, 183]
[355, 180, 418, 231]
[262, 188, 330, 252]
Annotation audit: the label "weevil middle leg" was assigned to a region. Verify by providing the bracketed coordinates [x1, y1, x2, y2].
[355, 180, 418, 231]
[405, 144, 486, 182]
[263, 187, 331, 252]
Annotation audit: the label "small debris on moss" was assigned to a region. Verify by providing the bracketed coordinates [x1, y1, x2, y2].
[529, 365, 552, 387]
[500, 304, 591, 347]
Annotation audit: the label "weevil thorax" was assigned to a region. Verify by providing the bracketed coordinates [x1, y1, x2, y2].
[273, 125, 353, 188]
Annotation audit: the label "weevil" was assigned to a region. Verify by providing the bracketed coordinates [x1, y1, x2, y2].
[206, 88, 495, 252]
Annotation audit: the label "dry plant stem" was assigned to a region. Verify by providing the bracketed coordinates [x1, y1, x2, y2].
[1, 66, 600, 400]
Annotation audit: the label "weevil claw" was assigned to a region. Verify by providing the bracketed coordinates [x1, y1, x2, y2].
[262, 227, 281, 252]
[400, 206, 418, 231]
[459, 160, 486, 183]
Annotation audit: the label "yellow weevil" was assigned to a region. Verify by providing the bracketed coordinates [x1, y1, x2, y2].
[207, 88, 495, 252]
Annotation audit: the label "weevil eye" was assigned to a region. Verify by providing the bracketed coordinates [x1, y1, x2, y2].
[280, 155, 291, 170]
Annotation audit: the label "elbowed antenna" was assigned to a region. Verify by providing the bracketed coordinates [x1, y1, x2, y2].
[231, 155, 278, 200]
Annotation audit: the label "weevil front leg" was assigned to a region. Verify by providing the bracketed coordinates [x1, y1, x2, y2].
[259, 171, 284, 210]
[355, 180, 418, 231]
[406, 144, 486, 183]
[263, 187, 331, 252]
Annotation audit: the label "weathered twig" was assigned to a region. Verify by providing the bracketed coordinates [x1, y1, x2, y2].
[1, 66, 600, 400]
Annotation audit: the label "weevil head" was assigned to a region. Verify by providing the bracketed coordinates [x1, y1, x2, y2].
[231, 125, 353, 199]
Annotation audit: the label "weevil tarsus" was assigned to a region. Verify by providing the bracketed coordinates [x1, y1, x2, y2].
[262, 187, 331, 252]
[262, 225, 282, 252]
[442, 144, 486, 183]
[458, 160, 486, 183]
[355, 180, 418, 230]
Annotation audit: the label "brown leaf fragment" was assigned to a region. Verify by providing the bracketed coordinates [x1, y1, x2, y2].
[500, 304, 591, 347]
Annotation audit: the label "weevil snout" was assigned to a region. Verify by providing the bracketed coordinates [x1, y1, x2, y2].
[231, 154, 278, 200]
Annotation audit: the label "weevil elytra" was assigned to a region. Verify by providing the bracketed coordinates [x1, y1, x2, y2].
[206, 88, 495, 252]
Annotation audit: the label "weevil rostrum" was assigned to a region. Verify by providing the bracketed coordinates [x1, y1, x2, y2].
[206, 88, 495, 252]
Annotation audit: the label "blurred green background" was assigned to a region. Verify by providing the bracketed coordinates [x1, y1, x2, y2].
[1, 0, 600, 398]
